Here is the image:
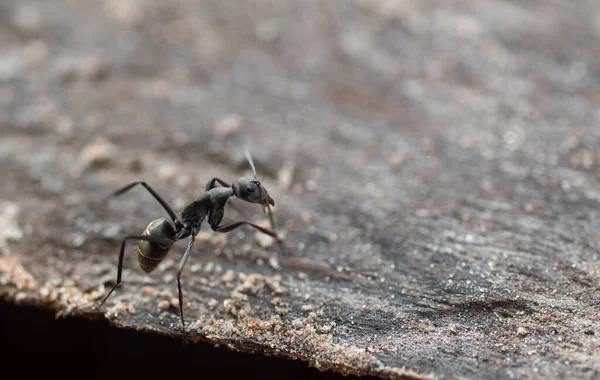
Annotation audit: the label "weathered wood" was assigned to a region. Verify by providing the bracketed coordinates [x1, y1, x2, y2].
[1, 1, 599, 379]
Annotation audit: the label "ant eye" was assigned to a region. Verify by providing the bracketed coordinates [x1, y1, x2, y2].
[246, 185, 255, 193]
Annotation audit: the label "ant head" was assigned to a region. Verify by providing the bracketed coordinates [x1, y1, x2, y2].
[233, 177, 275, 207]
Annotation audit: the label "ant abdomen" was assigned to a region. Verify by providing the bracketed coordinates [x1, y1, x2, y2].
[137, 218, 176, 273]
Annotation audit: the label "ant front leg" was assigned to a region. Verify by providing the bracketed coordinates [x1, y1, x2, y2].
[98, 234, 175, 308]
[205, 177, 230, 191]
[213, 220, 286, 257]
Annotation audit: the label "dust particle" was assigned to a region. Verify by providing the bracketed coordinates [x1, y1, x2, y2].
[387, 151, 406, 167]
[278, 162, 295, 190]
[158, 163, 178, 182]
[214, 114, 243, 138]
[0, 201, 24, 255]
[222, 269, 235, 283]
[255, 219, 275, 248]
[189, 263, 202, 273]
[211, 234, 228, 246]
[0, 257, 38, 290]
[517, 327, 528, 336]
[268, 257, 280, 270]
[301, 212, 312, 223]
[142, 286, 154, 296]
[115, 302, 127, 313]
[79, 138, 117, 168]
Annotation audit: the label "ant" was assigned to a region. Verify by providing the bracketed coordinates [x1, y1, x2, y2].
[97, 149, 285, 331]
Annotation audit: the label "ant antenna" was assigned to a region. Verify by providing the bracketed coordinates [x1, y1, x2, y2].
[244, 146, 258, 178]
[244, 146, 286, 256]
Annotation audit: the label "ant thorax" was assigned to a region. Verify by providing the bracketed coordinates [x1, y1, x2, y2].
[180, 187, 233, 225]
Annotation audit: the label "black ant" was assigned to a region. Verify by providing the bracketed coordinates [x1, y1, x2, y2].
[97, 149, 284, 330]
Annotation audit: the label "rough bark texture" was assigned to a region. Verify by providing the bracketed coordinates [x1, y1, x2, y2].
[1, 1, 599, 379]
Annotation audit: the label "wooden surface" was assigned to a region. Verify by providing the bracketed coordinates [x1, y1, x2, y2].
[1, 1, 599, 379]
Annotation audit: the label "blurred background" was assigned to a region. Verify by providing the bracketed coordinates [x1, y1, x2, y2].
[1, 1, 599, 379]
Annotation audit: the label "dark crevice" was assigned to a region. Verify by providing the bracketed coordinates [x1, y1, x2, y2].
[0, 299, 378, 380]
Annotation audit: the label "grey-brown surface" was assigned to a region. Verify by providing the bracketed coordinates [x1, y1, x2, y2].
[1, 0, 599, 379]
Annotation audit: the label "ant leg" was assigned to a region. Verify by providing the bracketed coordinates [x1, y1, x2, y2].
[214, 221, 286, 257]
[111, 181, 180, 225]
[205, 177, 230, 191]
[176, 235, 196, 330]
[98, 234, 175, 308]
